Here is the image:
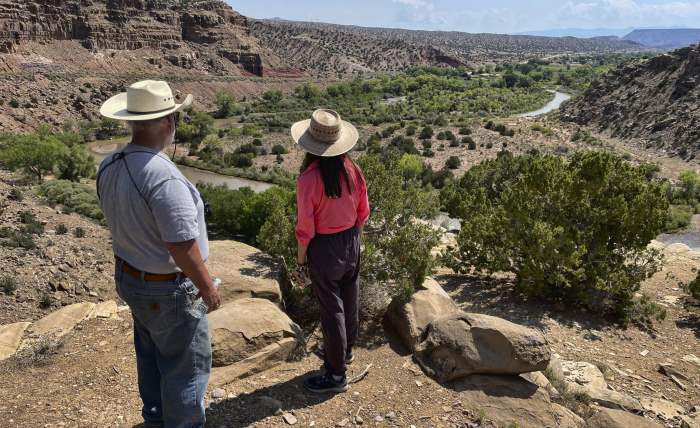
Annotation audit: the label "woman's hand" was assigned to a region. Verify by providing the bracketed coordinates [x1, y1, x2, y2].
[293, 264, 311, 289]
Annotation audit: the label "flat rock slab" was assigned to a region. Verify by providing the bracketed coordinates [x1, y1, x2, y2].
[561, 361, 641, 411]
[0, 322, 31, 361]
[387, 277, 461, 351]
[452, 375, 584, 428]
[585, 408, 662, 428]
[28, 302, 95, 339]
[207, 240, 282, 304]
[210, 337, 298, 387]
[208, 298, 300, 367]
[640, 397, 685, 420]
[415, 312, 551, 382]
[88, 300, 119, 319]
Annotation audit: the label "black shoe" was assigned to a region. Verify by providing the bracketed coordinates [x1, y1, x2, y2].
[313, 344, 355, 364]
[304, 373, 349, 394]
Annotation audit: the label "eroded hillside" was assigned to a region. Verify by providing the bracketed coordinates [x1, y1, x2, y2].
[561, 45, 700, 160]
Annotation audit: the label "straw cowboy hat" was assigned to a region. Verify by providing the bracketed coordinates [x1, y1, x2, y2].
[99, 80, 193, 121]
[291, 109, 359, 157]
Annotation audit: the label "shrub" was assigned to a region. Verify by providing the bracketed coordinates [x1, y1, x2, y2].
[224, 152, 254, 168]
[214, 91, 238, 118]
[271, 144, 288, 155]
[449, 139, 460, 148]
[442, 151, 668, 322]
[664, 205, 693, 232]
[56, 224, 68, 235]
[406, 125, 417, 136]
[687, 272, 700, 300]
[74, 227, 86, 238]
[8, 188, 23, 201]
[36, 180, 103, 222]
[0, 276, 17, 295]
[57, 145, 95, 182]
[486, 142, 494, 149]
[420, 126, 434, 140]
[252, 138, 263, 146]
[0, 133, 69, 181]
[446, 156, 461, 170]
[459, 127, 471, 135]
[39, 293, 52, 309]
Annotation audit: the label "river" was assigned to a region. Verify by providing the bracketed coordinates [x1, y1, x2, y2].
[518, 90, 572, 118]
[89, 142, 274, 193]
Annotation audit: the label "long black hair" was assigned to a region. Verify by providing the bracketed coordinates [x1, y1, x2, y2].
[301, 153, 354, 198]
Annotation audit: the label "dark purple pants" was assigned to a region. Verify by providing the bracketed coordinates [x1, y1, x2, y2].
[308, 226, 360, 377]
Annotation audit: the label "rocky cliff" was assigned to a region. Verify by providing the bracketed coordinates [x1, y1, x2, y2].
[561, 45, 700, 159]
[0, 0, 265, 75]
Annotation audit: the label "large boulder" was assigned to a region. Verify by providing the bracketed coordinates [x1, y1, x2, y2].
[585, 408, 663, 428]
[0, 322, 31, 361]
[415, 313, 550, 382]
[454, 375, 584, 428]
[560, 361, 642, 411]
[207, 241, 283, 305]
[208, 298, 300, 367]
[386, 277, 461, 351]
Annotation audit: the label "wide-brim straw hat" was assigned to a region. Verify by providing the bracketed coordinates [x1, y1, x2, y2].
[100, 80, 193, 121]
[291, 109, 359, 157]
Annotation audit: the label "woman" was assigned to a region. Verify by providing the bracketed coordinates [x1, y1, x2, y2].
[291, 109, 370, 394]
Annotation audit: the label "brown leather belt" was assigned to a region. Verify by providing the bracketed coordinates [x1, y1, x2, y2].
[117, 258, 186, 282]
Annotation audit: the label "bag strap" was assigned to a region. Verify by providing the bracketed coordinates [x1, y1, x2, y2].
[96, 150, 157, 208]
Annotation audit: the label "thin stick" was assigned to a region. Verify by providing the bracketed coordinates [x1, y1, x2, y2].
[348, 364, 373, 384]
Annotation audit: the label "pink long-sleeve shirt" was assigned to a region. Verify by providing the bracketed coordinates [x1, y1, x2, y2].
[295, 158, 370, 246]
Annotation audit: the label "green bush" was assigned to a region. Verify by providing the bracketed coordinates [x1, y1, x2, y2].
[214, 91, 239, 118]
[271, 144, 288, 155]
[459, 127, 471, 135]
[56, 224, 68, 235]
[8, 188, 23, 201]
[36, 180, 104, 223]
[57, 145, 95, 182]
[446, 156, 461, 170]
[687, 272, 700, 300]
[74, 227, 86, 238]
[0, 276, 17, 295]
[0, 133, 69, 181]
[420, 126, 434, 140]
[664, 205, 694, 232]
[441, 151, 668, 322]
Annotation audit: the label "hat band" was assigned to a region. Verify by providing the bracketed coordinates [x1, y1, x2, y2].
[126, 105, 176, 115]
[309, 123, 341, 144]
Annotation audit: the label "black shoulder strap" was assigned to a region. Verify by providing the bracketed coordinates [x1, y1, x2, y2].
[96, 151, 156, 208]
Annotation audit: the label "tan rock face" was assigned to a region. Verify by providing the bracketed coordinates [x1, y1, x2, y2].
[0, 322, 31, 361]
[386, 277, 461, 351]
[208, 298, 300, 367]
[585, 408, 662, 428]
[415, 313, 551, 382]
[0, 0, 264, 75]
[27, 302, 96, 339]
[453, 375, 584, 428]
[207, 240, 282, 305]
[560, 360, 642, 411]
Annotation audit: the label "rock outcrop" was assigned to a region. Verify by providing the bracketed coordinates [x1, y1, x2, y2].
[585, 407, 663, 428]
[0, 0, 266, 76]
[387, 277, 461, 351]
[559, 360, 642, 411]
[561, 45, 700, 160]
[415, 313, 551, 382]
[208, 298, 301, 367]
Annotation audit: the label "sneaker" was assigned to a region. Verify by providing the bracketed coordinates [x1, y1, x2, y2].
[304, 373, 349, 394]
[313, 344, 355, 364]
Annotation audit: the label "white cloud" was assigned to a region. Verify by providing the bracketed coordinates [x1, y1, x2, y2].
[557, 0, 700, 28]
[391, 0, 447, 26]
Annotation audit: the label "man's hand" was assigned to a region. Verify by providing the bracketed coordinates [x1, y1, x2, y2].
[197, 283, 221, 313]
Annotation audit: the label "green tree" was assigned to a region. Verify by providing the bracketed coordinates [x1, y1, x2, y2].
[57, 145, 95, 182]
[0, 133, 68, 181]
[442, 151, 668, 322]
[446, 156, 461, 170]
[214, 91, 238, 118]
[177, 111, 214, 151]
[419, 126, 434, 140]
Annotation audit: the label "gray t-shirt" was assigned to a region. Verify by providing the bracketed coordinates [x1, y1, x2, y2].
[97, 144, 209, 274]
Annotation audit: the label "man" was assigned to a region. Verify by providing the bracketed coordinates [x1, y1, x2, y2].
[97, 80, 221, 428]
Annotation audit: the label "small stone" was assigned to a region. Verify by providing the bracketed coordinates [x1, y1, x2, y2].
[283, 413, 298, 425]
[354, 415, 364, 425]
[211, 388, 225, 399]
[415, 380, 423, 387]
[639, 349, 649, 357]
[336, 418, 349, 427]
[374, 416, 384, 422]
[386, 411, 396, 420]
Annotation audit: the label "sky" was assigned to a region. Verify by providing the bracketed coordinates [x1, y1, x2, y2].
[227, 0, 700, 34]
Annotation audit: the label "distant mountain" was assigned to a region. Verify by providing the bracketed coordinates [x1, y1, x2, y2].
[561, 45, 700, 159]
[251, 19, 644, 76]
[518, 28, 633, 38]
[624, 29, 700, 49]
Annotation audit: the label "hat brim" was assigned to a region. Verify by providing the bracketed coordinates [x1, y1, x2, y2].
[99, 93, 193, 121]
[291, 119, 359, 157]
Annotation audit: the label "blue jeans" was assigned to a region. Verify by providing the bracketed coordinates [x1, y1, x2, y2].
[115, 260, 211, 428]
